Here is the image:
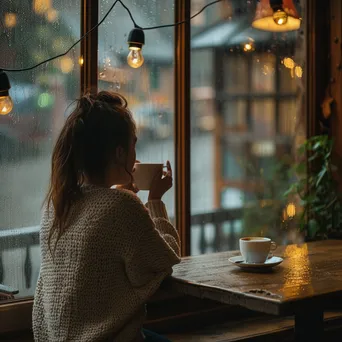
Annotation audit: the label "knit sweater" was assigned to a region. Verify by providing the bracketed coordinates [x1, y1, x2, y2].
[32, 185, 181, 342]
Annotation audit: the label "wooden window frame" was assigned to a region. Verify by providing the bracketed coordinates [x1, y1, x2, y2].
[0, 0, 329, 334]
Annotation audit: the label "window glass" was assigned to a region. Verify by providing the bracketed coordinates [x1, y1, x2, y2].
[99, 1, 175, 214]
[223, 100, 247, 128]
[190, 0, 306, 255]
[0, 0, 80, 298]
[251, 53, 276, 93]
[225, 55, 249, 94]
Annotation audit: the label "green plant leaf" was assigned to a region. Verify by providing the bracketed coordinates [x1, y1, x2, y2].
[308, 153, 318, 162]
[283, 184, 298, 197]
[308, 219, 319, 238]
[316, 168, 327, 187]
[313, 141, 322, 150]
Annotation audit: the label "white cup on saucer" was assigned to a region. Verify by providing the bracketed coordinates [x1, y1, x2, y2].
[239, 237, 277, 264]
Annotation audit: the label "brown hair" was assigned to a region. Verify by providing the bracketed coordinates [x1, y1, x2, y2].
[45, 91, 136, 251]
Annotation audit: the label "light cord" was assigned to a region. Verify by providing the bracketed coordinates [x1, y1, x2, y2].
[0, 0, 223, 73]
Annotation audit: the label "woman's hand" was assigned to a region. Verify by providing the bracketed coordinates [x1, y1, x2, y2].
[148, 161, 173, 201]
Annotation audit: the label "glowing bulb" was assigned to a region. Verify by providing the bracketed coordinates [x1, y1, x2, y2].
[273, 10, 288, 25]
[244, 43, 253, 52]
[0, 96, 13, 115]
[79, 56, 84, 66]
[127, 48, 144, 68]
[283, 57, 295, 69]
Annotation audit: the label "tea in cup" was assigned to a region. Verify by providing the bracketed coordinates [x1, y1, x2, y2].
[239, 237, 277, 264]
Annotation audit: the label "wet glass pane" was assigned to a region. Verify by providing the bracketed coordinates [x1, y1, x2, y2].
[190, 0, 306, 255]
[98, 1, 175, 215]
[0, 0, 80, 299]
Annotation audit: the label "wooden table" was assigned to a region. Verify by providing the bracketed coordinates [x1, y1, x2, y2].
[166, 240, 342, 341]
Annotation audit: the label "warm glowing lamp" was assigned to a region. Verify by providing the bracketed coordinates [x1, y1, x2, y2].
[127, 28, 145, 69]
[252, 0, 301, 32]
[0, 71, 13, 115]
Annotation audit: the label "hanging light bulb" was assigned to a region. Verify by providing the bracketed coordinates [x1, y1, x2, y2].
[273, 10, 288, 25]
[252, 0, 301, 32]
[0, 71, 13, 115]
[127, 27, 145, 69]
[127, 49, 144, 69]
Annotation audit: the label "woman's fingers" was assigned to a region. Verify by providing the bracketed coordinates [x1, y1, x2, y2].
[166, 160, 172, 177]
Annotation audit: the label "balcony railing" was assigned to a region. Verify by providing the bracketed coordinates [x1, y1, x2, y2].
[0, 208, 243, 299]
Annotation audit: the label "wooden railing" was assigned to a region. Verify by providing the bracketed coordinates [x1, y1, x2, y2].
[0, 208, 243, 297]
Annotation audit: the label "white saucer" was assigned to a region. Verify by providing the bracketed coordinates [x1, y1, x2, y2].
[228, 256, 283, 270]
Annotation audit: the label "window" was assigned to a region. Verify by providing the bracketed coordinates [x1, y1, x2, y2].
[99, 0, 175, 215]
[0, 0, 325, 323]
[0, 0, 80, 298]
[0, 0, 174, 302]
[190, 0, 306, 255]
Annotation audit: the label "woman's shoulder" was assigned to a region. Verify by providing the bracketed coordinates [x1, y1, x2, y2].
[82, 185, 145, 212]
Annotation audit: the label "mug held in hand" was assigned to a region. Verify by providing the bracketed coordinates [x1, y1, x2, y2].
[133, 163, 165, 191]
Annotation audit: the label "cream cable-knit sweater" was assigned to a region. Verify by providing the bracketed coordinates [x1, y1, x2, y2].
[32, 184, 181, 342]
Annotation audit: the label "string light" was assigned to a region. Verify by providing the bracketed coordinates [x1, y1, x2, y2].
[0, 71, 13, 116]
[127, 28, 145, 68]
[2, 0, 301, 112]
[1, 0, 222, 74]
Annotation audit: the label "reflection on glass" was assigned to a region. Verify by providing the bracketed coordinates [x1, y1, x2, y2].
[0, 0, 80, 299]
[251, 54, 276, 93]
[190, 0, 306, 255]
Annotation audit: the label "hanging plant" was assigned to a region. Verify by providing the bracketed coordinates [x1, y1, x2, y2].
[284, 135, 342, 239]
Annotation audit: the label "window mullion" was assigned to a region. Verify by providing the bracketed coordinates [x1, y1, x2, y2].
[80, 0, 99, 94]
[174, 0, 191, 256]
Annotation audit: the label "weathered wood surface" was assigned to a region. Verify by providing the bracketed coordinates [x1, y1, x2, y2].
[166, 240, 342, 315]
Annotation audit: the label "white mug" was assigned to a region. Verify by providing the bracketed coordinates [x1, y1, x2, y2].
[133, 163, 164, 190]
[239, 237, 277, 264]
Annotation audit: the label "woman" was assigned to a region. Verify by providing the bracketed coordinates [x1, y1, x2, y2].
[32, 91, 180, 342]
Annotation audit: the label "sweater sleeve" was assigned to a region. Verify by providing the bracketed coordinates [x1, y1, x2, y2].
[123, 195, 181, 298]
